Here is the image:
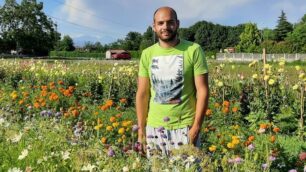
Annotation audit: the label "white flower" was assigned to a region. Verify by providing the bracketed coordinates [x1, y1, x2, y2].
[268, 79, 275, 85]
[81, 164, 96, 172]
[61, 151, 70, 160]
[122, 166, 129, 172]
[186, 155, 196, 163]
[217, 81, 224, 87]
[0, 118, 4, 126]
[18, 149, 29, 160]
[8, 167, 23, 172]
[258, 128, 266, 134]
[11, 133, 23, 143]
[114, 62, 118, 66]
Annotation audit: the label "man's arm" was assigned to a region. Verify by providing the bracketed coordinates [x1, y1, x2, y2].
[136, 77, 150, 143]
[189, 73, 209, 145]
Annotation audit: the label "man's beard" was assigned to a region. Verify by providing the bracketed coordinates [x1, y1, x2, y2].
[158, 29, 178, 42]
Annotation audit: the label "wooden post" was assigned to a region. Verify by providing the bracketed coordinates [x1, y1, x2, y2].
[263, 48, 268, 103]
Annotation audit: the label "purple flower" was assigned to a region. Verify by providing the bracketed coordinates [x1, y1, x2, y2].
[288, 169, 297, 172]
[247, 144, 255, 151]
[269, 156, 276, 161]
[228, 159, 234, 163]
[262, 163, 268, 169]
[108, 147, 115, 157]
[157, 126, 165, 133]
[46, 110, 53, 117]
[234, 157, 243, 164]
[163, 117, 170, 122]
[55, 112, 62, 118]
[132, 125, 139, 132]
[40, 110, 47, 116]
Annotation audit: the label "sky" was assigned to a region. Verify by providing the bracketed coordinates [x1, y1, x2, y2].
[1, 0, 306, 46]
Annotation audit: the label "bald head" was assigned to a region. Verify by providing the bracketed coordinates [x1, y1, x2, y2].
[153, 6, 178, 22]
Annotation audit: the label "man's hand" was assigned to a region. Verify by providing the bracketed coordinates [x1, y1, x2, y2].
[137, 129, 147, 156]
[188, 125, 200, 146]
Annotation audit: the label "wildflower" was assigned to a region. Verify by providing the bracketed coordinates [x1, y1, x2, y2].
[209, 145, 217, 152]
[81, 164, 96, 172]
[205, 109, 212, 116]
[227, 142, 235, 149]
[270, 135, 276, 143]
[268, 79, 275, 85]
[107, 147, 115, 157]
[222, 107, 229, 114]
[248, 135, 255, 142]
[217, 81, 224, 87]
[279, 61, 285, 66]
[247, 144, 255, 151]
[18, 149, 29, 160]
[214, 103, 220, 108]
[122, 166, 129, 172]
[258, 128, 266, 133]
[264, 75, 270, 81]
[232, 107, 238, 113]
[110, 116, 116, 123]
[94, 124, 103, 130]
[106, 126, 113, 131]
[163, 116, 170, 122]
[295, 65, 301, 71]
[299, 73, 305, 79]
[118, 128, 125, 135]
[278, 68, 284, 73]
[11, 132, 23, 143]
[292, 84, 299, 90]
[119, 98, 127, 104]
[223, 100, 230, 107]
[262, 163, 268, 169]
[252, 74, 258, 79]
[234, 157, 243, 164]
[298, 152, 306, 161]
[61, 151, 70, 160]
[269, 155, 276, 161]
[288, 170, 297, 172]
[273, 127, 280, 133]
[101, 137, 107, 144]
[8, 167, 23, 172]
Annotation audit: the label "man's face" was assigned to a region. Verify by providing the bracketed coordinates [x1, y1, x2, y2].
[153, 9, 179, 42]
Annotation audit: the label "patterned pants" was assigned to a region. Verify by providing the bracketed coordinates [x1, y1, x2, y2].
[146, 126, 201, 157]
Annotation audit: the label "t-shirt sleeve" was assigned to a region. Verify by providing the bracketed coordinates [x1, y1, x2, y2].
[138, 50, 150, 77]
[193, 46, 208, 75]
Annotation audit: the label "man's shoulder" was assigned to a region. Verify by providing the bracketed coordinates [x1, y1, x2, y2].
[181, 39, 201, 50]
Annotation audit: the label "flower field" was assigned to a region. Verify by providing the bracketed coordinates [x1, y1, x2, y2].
[0, 58, 305, 171]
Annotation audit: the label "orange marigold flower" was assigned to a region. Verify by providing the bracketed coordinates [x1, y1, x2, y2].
[248, 135, 255, 142]
[63, 90, 72, 97]
[40, 90, 48, 97]
[71, 109, 79, 117]
[270, 135, 276, 143]
[41, 85, 48, 91]
[205, 109, 212, 116]
[110, 116, 116, 123]
[49, 92, 59, 101]
[64, 112, 70, 118]
[106, 126, 113, 131]
[232, 107, 238, 113]
[22, 91, 29, 97]
[260, 123, 268, 129]
[105, 100, 114, 107]
[101, 137, 107, 144]
[223, 100, 230, 107]
[116, 113, 122, 118]
[222, 107, 229, 114]
[33, 102, 40, 108]
[49, 82, 56, 89]
[119, 98, 127, 104]
[273, 127, 280, 133]
[94, 111, 99, 116]
[97, 118, 102, 124]
[41, 101, 46, 107]
[100, 105, 109, 111]
[214, 102, 221, 108]
[18, 100, 24, 105]
[68, 86, 75, 92]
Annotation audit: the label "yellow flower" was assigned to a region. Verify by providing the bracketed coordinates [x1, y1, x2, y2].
[231, 65, 235, 69]
[233, 125, 240, 130]
[118, 128, 125, 135]
[278, 61, 285, 66]
[299, 73, 305, 79]
[217, 81, 224, 87]
[264, 64, 271, 69]
[209, 145, 217, 152]
[264, 75, 270, 81]
[268, 79, 275, 85]
[232, 139, 240, 145]
[106, 126, 113, 131]
[117, 138, 123, 143]
[94, 124, 103, 130]
[252, 74, 258, 79]
[295, 65, 301, 71]
[101, 137, 107, 144]
[292, 84, 299, 90]
[227, 142, 235, 149]
[231, 136, 239, 140]
[112, 122, 120, 128]
[278, 68, 284, 73]
[10, 91, 18, 100]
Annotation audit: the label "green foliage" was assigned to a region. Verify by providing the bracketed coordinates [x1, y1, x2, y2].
[0, 0, 60, 55]
[274, 10, 293, 42]
[49, 51, 105, 59]
[236, 23, 261, 53]
[56, 35, 75, 51]
[286, 23, 306, 53]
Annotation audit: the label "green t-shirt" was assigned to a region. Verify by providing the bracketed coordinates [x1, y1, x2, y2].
[138, 39, 208, 129]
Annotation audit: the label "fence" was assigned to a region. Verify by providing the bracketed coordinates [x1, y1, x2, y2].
[216, 53, 306, 62]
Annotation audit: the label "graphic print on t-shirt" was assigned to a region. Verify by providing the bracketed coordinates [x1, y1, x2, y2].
[151, 55, 184, 104]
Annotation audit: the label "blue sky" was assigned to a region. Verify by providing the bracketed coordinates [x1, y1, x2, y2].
[1, 0, 306, 46]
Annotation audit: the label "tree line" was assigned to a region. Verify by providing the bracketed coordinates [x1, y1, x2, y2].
[1, 0, 306, 56]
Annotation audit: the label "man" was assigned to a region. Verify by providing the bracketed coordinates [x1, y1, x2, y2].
[136, 6, 209, 157]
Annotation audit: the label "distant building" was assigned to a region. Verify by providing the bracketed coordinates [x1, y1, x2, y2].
[105, 50, 131, 60]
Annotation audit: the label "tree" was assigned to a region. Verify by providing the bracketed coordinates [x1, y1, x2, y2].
[236, 23, 261, 53]
[0, 0, 60, 55]
[178, 28, 194, 41]
[286, 23, 306, 53]
[122, 31, 142, 50]
[274, 10, 293, 42]
[262, 28, 275, 41]
[139, 26, 154, 50]
[56, 35, 75, 51]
